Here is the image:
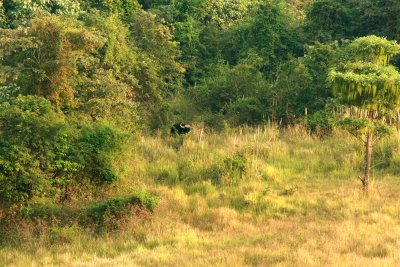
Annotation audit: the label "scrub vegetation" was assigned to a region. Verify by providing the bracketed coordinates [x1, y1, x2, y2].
[1, 0, 400, 266]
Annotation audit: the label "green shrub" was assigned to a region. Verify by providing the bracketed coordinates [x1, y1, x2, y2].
[86, 192, 158, 232]
[21, 203, 63, 221]
[0, 96, 66, 207]
[0, 96, 129, 211]
[77, 124, 128, 185]
[307, 109, 335, 136]
[227, 97, 264, 126]
[203, 113, 231, 132]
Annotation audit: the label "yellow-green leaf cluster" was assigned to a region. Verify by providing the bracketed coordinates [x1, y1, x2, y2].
[329, 36, 400, 112]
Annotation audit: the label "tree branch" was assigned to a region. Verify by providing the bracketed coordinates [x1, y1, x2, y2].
[347, 130, 365, 143]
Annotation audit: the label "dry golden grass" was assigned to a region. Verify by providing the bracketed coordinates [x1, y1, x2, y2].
[1, 127, 400, 266]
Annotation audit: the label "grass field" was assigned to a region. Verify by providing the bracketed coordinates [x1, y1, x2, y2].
[1, 126, 400, 266]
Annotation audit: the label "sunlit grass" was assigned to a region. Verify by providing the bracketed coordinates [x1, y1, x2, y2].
[1, 126, 400, 266]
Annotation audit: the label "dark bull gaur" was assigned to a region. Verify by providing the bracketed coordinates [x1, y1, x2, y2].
[170, 122, 191, 135]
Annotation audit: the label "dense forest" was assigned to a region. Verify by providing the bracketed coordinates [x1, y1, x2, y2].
[1, 1, 400, 265]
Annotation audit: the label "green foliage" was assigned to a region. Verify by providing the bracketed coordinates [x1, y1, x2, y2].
[156, 168, 178, 186]
[304, 0, 400, 44]
[246, 1, 305, 76]
[77, 124, 127, 185]
[0, 3, 6, 27]
[223, 154, 246, 184]
[202, 164, 224, 185]
[307, 108, 335, 136]
[0, 95, 127, 209]
[203, 0, 250, 27]
[270, 41, 342, 123]
[0, 95, 65, 207]
[0, 15, 105, 108]
[21, 202, 64, 220]
[129, 11, 185, 100]
[357, 0, 400, 42]
[19, 191, 158, 233]
[82, 0, 140, 20]
[86, 192, 158, 232]
[338, 118, 393, 139]
[188, 54, 270, 126]
[88, 193, 158, 216]
[2, 0, 82, 28]
[330, 63, 400, 111]
[346, 36, 400, 65]
[329, 36, 400, 112]
[227, 97, 264, 125]
[304, 0, 351, 42]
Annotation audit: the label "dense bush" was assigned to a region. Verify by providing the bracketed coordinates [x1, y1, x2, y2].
[0, 95, 128, 210]
[0, 95, 67, 207]
[14, 192, 159, 234]
[77, 124, 127, 185]
[307, 109, 335, 136]
[227, 97, 264, 126]
[86, 193, 158, 232]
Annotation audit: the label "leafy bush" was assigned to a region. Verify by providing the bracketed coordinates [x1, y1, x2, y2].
[21, 203, 64, 221]
[86, 192, 158, 232]
[77, 124, 128, 185]
[0, 96, 66, 207]
[17, 192, 158, 233]
[0, 95, 128, 211]
[307, 109, 335, 136]
[227, 97, 264, 126]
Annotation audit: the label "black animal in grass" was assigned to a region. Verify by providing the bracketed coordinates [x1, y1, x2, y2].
[170, 122, 192, 135]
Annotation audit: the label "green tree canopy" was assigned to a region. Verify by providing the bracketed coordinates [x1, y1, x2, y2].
[329, 36, 400, 112]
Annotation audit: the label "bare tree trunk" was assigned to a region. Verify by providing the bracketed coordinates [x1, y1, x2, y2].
[397, 110, 400, 134]
[362, 133, 373, 194]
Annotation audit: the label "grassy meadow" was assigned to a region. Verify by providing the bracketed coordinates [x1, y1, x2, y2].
[1, 125, 400, 266]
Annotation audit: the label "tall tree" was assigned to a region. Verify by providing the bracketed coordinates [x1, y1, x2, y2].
[0, 15, 105, 109]
[329, 35, 400, 193]
[304, 0, 352, 42]
[358, 0, 400, 42]
[2, 0, 82, 28]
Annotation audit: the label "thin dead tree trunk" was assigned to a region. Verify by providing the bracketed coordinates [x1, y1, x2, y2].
[359, 109, 376, 195]
[397, 110, 400, 134]
[362, 133, 373, 194]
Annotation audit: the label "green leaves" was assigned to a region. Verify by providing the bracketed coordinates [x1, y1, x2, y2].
[337, 117, 393, 140]
[0, 95, 128, 208]
[329, 36, 400, 112]
[2, 0, 82, 28]
[0, 95, 62, 206]
[346, 35, 400, 66]
[203, 0, 250, 27]
[77, 124, 128, 185]
[329, 36, 400, 144]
